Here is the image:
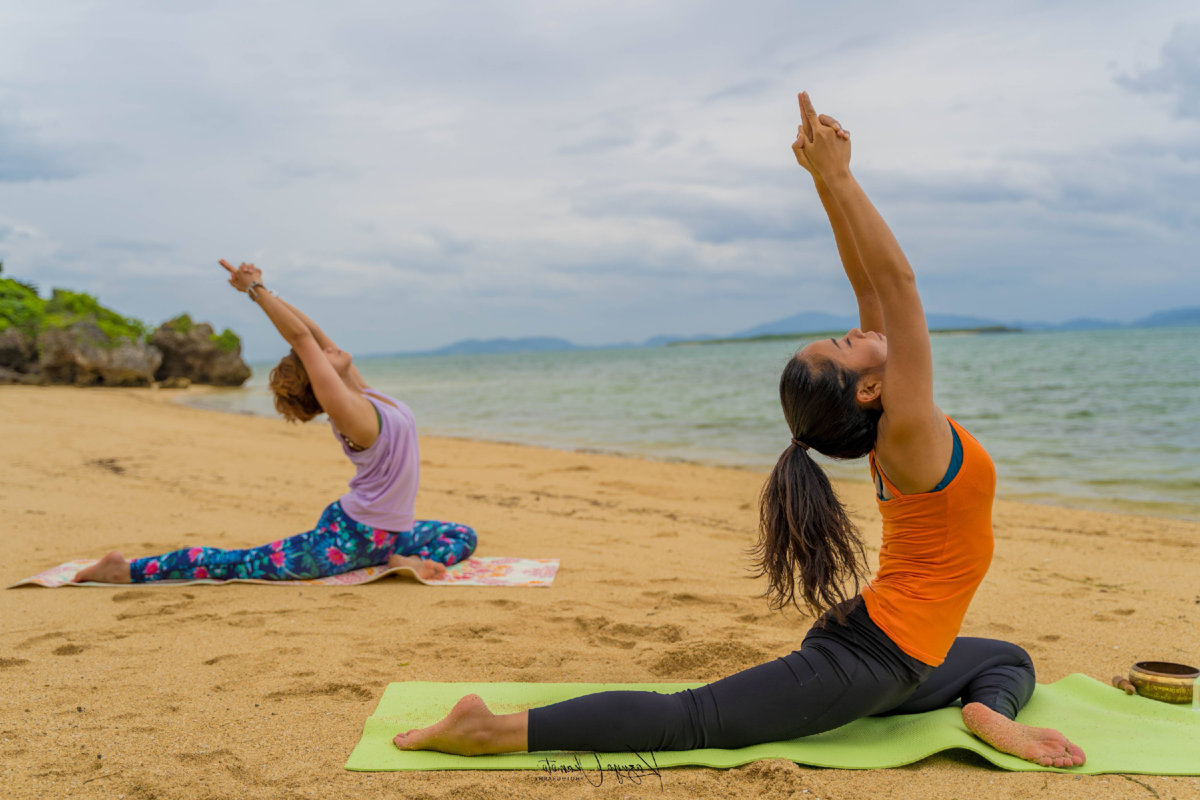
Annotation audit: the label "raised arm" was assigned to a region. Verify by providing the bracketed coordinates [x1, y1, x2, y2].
[795, 129, 885, 335]
[275, 296, 371, 389]
[792, 94, 947, 462]
[220, 260, 379, 447]
[228, 263, 371, 389]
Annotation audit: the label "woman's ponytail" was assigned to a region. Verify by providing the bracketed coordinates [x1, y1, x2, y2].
[753, 355, 880, 620]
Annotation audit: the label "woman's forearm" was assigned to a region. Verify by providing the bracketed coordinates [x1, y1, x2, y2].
[278, 298, 336, 350]
[822, 170, 916, 293]
[253, 290, 312, 346]
[813, 177, 885, 333]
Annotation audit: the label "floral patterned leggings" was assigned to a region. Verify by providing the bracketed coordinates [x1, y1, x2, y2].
[130, 501, 477, 582]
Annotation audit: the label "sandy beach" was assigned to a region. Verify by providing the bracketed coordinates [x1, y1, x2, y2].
[2, 385, 1198, 800]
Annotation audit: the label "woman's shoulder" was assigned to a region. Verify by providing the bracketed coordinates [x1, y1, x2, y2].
[362, 390, 415, 425]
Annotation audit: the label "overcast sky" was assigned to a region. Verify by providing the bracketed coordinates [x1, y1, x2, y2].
[1, 1, 1197, 360]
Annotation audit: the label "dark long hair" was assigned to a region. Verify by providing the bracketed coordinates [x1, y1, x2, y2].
[753, 354, 881, 620]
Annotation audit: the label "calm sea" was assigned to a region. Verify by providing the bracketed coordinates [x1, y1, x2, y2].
[187, 327, 1200, 520]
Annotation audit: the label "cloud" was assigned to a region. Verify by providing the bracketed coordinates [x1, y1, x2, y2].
[704, 79, 775, 103]
[0, 118, 80, 182]
[1116, 22, 1200, 119]
[556, 136, 636, 156]
[0, 1, 1197, 359]
[572, 185, 827, 244]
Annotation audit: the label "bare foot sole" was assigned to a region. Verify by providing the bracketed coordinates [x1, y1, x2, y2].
[393, 694, 508, 755]
[72, 551, 132, 584]
[387, 554, 447, 581]
[962, 702, 1086, 768]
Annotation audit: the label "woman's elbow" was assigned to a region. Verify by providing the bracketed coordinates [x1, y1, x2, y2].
[875, 270, 917, 293]
[287, 329, 315, 349]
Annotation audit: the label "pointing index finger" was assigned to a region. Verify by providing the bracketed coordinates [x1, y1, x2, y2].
[799, 92, 820, 140]
[219, 259, 237, 275]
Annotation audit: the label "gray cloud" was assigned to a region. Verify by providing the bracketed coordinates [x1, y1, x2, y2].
[556, 136, 636, 156]
[0, 0, 1197, 360]
[1116, 22, 1200, 119]
[0, 120, 80, 182]
[704, 79, 775, 103]
[573, 187, 826, 244]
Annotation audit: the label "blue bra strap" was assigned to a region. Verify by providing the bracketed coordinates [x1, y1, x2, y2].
[874, 423, 963, 500]
[931, 425, 964, 493]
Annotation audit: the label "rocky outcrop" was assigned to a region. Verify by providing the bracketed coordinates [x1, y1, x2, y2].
[37, 321, 163, 387]
[0, 364, 38, 384]
[150, 316, 251, 387]
[0, 327, 36, 372]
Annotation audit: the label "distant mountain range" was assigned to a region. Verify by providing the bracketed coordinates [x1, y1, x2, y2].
[423, 337, 584, 356]
[390, 306, 1200, 357]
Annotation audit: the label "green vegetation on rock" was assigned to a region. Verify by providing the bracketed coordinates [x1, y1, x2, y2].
[209, 328, 241, 353]
[0, 265, 251, 387]
[42, 289, 149, 347]
[167, 314, 194, 334]
[0, 277, 46, 335]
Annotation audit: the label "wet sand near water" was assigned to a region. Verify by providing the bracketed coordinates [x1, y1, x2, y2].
[2, 385, 1198, 800]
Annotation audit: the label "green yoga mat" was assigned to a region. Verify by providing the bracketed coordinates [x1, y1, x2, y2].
[345, 674, 1200, 775]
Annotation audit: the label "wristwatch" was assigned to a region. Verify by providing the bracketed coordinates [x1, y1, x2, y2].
[247, 282, 266, 301]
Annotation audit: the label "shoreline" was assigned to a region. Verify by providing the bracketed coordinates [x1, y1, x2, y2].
[173, 384, 1200, 523]
[3, 384, 1198, 799]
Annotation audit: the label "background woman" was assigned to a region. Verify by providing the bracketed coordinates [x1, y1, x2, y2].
[388, 93, 1085, 769]
[74, 260, 476, 584]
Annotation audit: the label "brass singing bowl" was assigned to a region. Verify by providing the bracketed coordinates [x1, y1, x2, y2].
[1128, 661, 1199, 704]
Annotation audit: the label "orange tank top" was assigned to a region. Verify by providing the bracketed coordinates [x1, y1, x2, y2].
[860, 416, 996, 667]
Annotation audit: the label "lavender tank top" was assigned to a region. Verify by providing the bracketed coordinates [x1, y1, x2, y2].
[330, 389, 419, 533]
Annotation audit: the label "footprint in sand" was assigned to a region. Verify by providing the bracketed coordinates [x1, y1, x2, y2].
[52, 644, 87, 656]
[19, 632, 68, 648]
[650, 641, 766, 678]
[202, 654, 238, 666]
[265, 682, 372, 701]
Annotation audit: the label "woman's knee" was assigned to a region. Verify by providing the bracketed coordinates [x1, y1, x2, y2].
[459, 524, 478, 551]
[994, 640, 1035, 673]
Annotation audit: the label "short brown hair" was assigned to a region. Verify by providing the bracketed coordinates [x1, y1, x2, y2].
[268, 351, 323, 423]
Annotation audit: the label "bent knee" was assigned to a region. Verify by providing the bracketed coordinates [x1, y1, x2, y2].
[992, 640, 1035, 674]
[453, 524, 478, 548]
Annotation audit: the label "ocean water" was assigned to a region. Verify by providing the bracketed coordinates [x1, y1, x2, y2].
[188, 326, 1200, 520]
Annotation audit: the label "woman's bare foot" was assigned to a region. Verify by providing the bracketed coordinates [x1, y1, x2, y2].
[962, 702, 1086, 768]
[72, 551, 132, 584]
[393, 694, 527, 755]
[387, 554, 447, 581]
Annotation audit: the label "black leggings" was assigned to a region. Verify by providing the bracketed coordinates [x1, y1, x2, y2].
[527, 599, 1035, 752]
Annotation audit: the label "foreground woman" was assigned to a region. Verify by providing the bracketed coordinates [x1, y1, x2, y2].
[390, 93, 1085, 768]
[74, 261, 476, 584]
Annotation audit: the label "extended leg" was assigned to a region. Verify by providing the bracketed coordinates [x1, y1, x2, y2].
[399, 627, 921, 755]
[123, 501, 391, 582]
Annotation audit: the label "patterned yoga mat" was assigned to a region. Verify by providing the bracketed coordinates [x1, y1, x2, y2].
[7, 557, 559, 589]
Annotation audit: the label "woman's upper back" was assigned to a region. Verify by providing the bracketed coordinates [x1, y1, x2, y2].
[330, 389, 420, 533]
[861, 417, 996, 667]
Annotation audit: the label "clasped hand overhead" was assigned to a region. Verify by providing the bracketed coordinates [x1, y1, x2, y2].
[791, 91, 852, 179]
[219, 259, 262, 294]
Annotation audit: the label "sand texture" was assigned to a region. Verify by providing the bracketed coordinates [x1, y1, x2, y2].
[2, 385, 1199, 800]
